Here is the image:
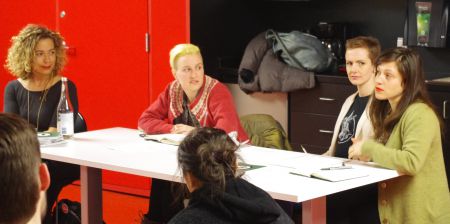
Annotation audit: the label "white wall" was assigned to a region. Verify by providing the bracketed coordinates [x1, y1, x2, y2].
[226, 84, 288, 132]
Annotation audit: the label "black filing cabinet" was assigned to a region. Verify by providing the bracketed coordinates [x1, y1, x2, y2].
[289, 75, 356, 154]
[427, 80, 450, 189]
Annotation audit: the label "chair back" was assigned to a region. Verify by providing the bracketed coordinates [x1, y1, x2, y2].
[240, 114, 292, 150]
[74, 112, 87, 133]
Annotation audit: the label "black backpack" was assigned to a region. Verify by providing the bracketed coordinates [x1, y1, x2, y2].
[52, 199, 107, 224]
[266, 29, 335, 73]
[52, 199, 81, 224]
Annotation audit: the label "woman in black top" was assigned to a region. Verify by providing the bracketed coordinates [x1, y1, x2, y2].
[168, 127, 293, 224]
[3, 24, 79, 224]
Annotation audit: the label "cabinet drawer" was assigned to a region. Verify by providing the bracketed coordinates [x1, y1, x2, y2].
[428, 90, 450, 189]
[290, 112, 337, 149]
[429, 91, 450, 120]
[290, 83, 355, 116]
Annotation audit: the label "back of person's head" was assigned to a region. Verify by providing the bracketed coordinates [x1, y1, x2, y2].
[371, 47, 438, 142]
[169, 43, 201, 70]
[178, 127, 238, 193]
[0, 113, 42, 224]
[346, 36, 381, 64]
[5, 24, 66, 80]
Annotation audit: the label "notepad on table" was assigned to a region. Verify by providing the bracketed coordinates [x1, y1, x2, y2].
[290, 166, 368, 182]
[37, 132, 65, 146]
[143, 134, 186, 146]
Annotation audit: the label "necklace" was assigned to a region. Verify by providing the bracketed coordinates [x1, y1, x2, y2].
[27, 77, 52, 131]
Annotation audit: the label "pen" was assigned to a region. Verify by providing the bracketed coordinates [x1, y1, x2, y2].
[300, 145, 308, 154]
[320, 166, 352, 170]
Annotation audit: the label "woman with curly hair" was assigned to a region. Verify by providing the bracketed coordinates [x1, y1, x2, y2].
[3, 24, 80, 224]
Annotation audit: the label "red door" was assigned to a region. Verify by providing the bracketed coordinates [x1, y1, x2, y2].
[0, 0, 56, 110]
[149, 0, 190, 101]
[57, 0, 150, 130]
[1, 0, 190, 197]
[56, 0, 190, 196]
[56, 0, 151, 194]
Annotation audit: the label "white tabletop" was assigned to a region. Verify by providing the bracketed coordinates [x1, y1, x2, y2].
[239, 145, 398, 202]
[41, 127, 399, 203]
[42, 127, 183, 182]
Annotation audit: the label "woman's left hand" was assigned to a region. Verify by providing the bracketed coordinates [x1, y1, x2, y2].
[171, 124, 195, 134]
[348, 138, 370, 161]
[47, 127, 58, 133]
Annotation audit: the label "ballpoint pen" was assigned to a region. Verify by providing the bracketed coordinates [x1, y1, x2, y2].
[300, 145, 308, 154]
[320, 166, 353, 170]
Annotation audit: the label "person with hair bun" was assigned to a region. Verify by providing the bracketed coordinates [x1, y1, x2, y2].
[169, 127, 293, 224]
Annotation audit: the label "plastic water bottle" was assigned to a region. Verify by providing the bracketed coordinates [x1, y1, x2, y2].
[57, 77, 74, 139]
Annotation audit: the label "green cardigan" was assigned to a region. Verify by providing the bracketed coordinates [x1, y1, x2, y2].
[362, 102, 450, 224]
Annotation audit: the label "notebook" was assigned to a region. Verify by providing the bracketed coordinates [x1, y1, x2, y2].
[37, 132, 65, 146]
[290, 167, 369, 182]
[143, 134, 186, 146]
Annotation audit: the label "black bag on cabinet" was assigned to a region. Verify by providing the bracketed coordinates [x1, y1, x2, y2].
[265, 29, 334, 73]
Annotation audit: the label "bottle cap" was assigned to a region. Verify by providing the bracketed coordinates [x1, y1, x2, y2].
[397, 37, 404, 47]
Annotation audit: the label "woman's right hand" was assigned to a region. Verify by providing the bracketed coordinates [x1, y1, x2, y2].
[171, 124, 195, 134]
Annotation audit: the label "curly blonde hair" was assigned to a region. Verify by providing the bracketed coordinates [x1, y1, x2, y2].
[4, 24, 66, 80]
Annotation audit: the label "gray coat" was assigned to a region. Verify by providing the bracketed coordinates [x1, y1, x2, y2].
[238, 31, 315, 93]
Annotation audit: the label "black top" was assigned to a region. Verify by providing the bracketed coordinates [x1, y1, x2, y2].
[168, 178, 294, 224]
[3, 79, 79, 132]
[334, 95, 369, 158]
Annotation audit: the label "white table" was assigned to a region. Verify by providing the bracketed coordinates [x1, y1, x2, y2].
[41, 127, 399, 224]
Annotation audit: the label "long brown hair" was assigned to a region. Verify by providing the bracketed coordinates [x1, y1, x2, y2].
[370, 47, 440, 143]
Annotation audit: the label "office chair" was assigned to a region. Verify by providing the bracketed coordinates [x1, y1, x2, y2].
[74, 112, 87, 133]
[240, 114, 292, 150]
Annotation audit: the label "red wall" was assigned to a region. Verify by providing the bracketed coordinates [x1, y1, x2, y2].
[0, 0, 190, 196]
[56, 0, 150, 130]
[1, 0, 191, 126]
[0, 0, 56, 109]
[149, 0, 190, 101]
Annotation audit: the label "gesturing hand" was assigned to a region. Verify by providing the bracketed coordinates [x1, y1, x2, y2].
[348, 137, 370, 161]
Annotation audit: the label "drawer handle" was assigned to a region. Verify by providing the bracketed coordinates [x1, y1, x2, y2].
[319, 129, 334, 134]
[319, 97, 335, 101]
[444, 100, 448, 120]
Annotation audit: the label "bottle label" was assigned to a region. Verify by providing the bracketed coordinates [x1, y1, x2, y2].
[58, 112, 74, 135]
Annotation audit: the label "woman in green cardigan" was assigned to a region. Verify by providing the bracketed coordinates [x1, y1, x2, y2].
[349, 47, 450, 224]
